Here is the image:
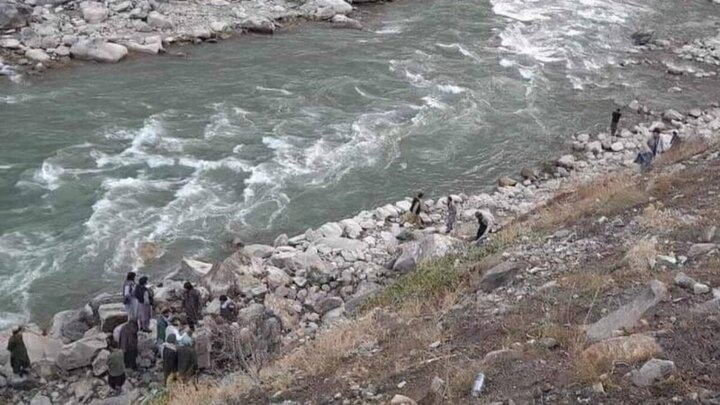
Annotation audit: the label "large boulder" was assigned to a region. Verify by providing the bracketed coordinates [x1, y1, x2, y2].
[98, 303, 128, 333]
[392, 234, 460, 273]
[244, 244, 275, 259]
[270, 249, 328, 275]
[266, 266, 292, 289]
[585, 280, 668, 342]
[49, 310, 91, 343]
[70, 39, 127, 63]
[313, 236, 368, 253]
[0, 328, 63, 366]
[202, 250, 265, 297]
[478, 261, 521, 293]
[581, 334, 662, 370]
[339, 218, 363, 239]
[318, 222, 343, 238]
[301, 0, 352, 19]
[92, 349, 110, 376]
[264, 294, 299, 331]
[0, 2, 31, 30]
[56, 334, 107, 371]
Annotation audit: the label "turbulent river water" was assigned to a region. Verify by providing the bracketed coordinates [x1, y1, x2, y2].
[1, 0, 719, 327]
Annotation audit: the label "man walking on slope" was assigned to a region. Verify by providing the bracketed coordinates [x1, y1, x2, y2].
[610, 108, 622, 137]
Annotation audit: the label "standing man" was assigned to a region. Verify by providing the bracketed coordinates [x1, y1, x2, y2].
[445, 196, 457, 234]
[610, 108, 622, 137]
[118, 321, 139, 370]
[7, 326, 30, 377]
[183, 282, 202, 331]
[122, 272, 137, 321]
[156, 308, 172, 349]
[106, 337, 126, 394]
[133, 276, 153, 332]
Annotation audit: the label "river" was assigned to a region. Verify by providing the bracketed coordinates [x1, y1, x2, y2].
[1, 0, 718, 327]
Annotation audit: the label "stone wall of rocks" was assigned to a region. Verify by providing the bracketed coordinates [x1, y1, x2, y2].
[0, 0, 367, 74]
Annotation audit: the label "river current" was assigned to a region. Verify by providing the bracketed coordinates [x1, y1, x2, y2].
[1, 0, 719, 326]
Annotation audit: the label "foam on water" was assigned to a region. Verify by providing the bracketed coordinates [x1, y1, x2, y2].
[492, 0, 653, 85]
[256, 86, 292, 96]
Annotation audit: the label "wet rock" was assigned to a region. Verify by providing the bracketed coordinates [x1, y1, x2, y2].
[631, 30, 654, 46]
[125, 41, 162, 55]
[56, 333, 107, 371]
[581, 334, 662, 369]
[521, 167, 538, 181]
[498, 176, 517, 187]
[586, 280, 667, 342]
[70, 39, 127, 63]
[240, 16, 275, 34]
[0, 2, 32, 30]
[478, 261, 520, 293]
[331, 14, 362, 29]
[630, 358, 675, 387]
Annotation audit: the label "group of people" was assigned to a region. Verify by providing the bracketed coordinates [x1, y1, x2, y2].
[405, 192, 493, 242]
[610, 107, 680, 170]
[109, 274, 219, 393]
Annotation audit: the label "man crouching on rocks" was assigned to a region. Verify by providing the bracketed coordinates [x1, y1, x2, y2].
[474, 210, 494, 242]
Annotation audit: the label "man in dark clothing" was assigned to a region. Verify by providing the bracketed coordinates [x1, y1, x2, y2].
[406, 192, 425, 228]
[161, 334, 178, 385]
[7, 326, 30, 377]
[474, 211, 493, 241]
[106, 338, 126, 394]
[610, 108, 622, 137]
[118, 321, 139, 370]
[219, 295, 236, 322]
[176, 342, 198, 382]
[183, 282, 202, 331]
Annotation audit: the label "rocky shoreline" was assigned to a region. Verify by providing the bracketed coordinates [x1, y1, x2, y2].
[0, 0, 371, 77]
[3, 95, 720, 404]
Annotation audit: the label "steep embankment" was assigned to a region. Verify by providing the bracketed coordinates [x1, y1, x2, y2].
[158, 107, 720, 404]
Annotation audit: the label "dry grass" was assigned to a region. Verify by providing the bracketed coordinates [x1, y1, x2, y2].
[637, 204, 685, 230]
[655, 138, 712, 166]
[148, 377, 254, 405]
[527, 171, 647, 232]
[623, 236, 658, 273]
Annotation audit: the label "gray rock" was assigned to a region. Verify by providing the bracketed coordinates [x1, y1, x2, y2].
[56, 333, 107, 371]
[49, 310, 90, 343]
[556, 154, 576, 169]
[331, 14, 362, 29]
[0, 38, 20, 49]
[244, 244, 275, 259]
[91, 349, 109, 376]
[112, 1, 132, 12]
[203, 250, 264, 297]
[266, 266, 291, 289]
[392, 234, 459, 273]
[0, 2, 31, 30]
[586, 280, 668, 342]
[586, 141, 603, 154]
[30, 393, 51, 405]
[146, 11, 173, 30]
[81, 2, 109, 23]
[662, 109, 684, 122]
[687, 243, 718, 258]
[339, 218, 363, 239]
[70, 39, 127, 63]
[300, 0, 352, 19]
[25, 49, 50, 62]
[694, 283, 711, 295]
[240, 16, 275, 34]
[521, 167, 538, 181]
[498, 176, 517, 187]
[701, 226, 717, 243]
[88, 388, 139, 405]
[124, 41, 162, 55]
[270, 250, 328, 275]
[630, 358, 675, 387]
[610, 141, 624, 152]
[314, 296, 343, 314]
[631, 30, 654, 46]
[478, 261, 520, 292]
[674, 272, 697, 289]
[273, 233, 289, 247]
[98, 303, 127, 333]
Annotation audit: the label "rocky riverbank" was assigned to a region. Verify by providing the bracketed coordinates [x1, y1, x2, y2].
[3, 94, 720, 404]
[0, 0, 368, 77]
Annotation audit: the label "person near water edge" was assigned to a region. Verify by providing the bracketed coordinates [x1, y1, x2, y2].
[445, 196, 457, 234]
[119, 320, 139, 370]
[7, 326, 30, 377]
[183, 282, 202, 331]
[610, 108, 622, 137]
[122, 272, 137, 321]
[134, 276, 153, 332]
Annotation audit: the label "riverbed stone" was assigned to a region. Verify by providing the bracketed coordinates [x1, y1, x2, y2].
[240, 16, 275, 34]
[81, 2, 109, 23]
[244, 244, 275, 259]
[70, 39, 127, 63]
[49, 309, 90, 343]
[147, 11, 173, 30]
[25, 49, 50, 62]
[301, 0, 352, 19]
